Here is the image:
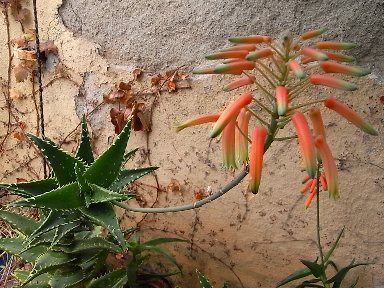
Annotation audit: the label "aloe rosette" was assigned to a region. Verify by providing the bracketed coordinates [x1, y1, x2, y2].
[176, 28, 377, 207]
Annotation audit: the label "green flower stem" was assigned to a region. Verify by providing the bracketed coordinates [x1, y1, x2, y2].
[245, 107, 270, 126]
[112, 170, 247, 213]
[251, 97, 273, 115]
[271, 55, 284, 75]
[235, 122, 252, 143]
[268, 43, 285, 59]
[289, 82, 311, 100]
[243, 71, 274, 104]
[255, 66, 277, 88]
[274, 135, 297, 141]
[255, 60, 280, 81]
[287, 99, 324, 111]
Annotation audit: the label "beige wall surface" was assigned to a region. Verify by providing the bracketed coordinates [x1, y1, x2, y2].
[1, 1, 383, 287]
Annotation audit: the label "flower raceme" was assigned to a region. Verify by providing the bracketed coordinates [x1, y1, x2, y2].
[324, 96, 378, 136]
[249, 126, 267, 194]
[223, 75, 255, 92]
[176, 113, 221, 132]
[210, 92, 253, 138]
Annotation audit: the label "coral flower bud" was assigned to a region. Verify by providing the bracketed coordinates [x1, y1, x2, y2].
[304, 189, 317, 209]
[229, 35, 272, 44]
[314, 135, 339, 199]
[302, 174, 311, 184]
[309, 74, 358, 91]
[301, 47, 328, 61]
[300, 28, 327, 40]
[320, 62, 370, 77]
[301, 56, 316, 64]
[287, 59, 305, 79]
[275, 86, 288, 116]
[324, 96, 378, 136]
[314, 41, 356, 50]
[176, 113, 221, 132]
[210, 92, 253, 138]
[309, 108, 326, 139]
[245, 48, 273, 60]
[221, 44, 257, 52]
[205, 50, 249, 60]
[320, 174, 328, 191]
[214, 61, 256, 74]
[235, 109, 251, 163]
[249, 126, 267, 194]
[300, 179, 314, 193]
[223, 75, 255, 92]
[221, 117, 237, 169]
[292, 112, 317, 178]
[323, 52, 355, 63]
[222, 59, 244, 64]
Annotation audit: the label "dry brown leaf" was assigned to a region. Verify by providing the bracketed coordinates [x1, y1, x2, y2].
[18, 121, 27, 129]
[15, 8, 30, 23]
[166, 80, 177, 92]
[132, 68, 143, 80]
[15, 48, 37, 61]
[194, 189, 206, 200]
[110, 108, 126, 134]
[167, 179, 182, 195]
[16, 177, 28, 183]
[13, 131, 25, 141]
[12, 35, 28, 48]
[14, 63, 30, 82]
[40, 40, 58, 54]
[151, 74, 162, 86]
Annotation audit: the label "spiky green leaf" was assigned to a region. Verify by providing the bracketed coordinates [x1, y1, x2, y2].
[27, 134, 85, 185]
[80, 203, 125, 247]
[142, 237, 188, 247]
[50, 221, 81, 247]
[0, 210, 40, 236]
[143, 246, 183, 272]
[62, 237, 121, 253]
[84, 119, 132, 188]
[109, 167, 158, 191]
[300, 260, 323, 278]
[49, 270, 89, 288]
[324, 227, 345, 262]
[196, 270, 213, 288]
[87, 267, 127, 288]
[76, 115, 94, 165]
[88, 184, 131, 204]
[0, 178, 58, 197]
[0, 237, 47, 262]
[123, 147, 139, 165]
[276, 267, 312, 287]
[326, 260, 370, 288]
[13, 269, 51, 288]
[10, 182, 84, 209]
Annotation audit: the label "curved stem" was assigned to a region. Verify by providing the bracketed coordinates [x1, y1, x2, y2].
[245, 107, 269, 126]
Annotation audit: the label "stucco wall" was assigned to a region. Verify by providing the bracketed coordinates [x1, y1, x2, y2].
[1, 1, 384, 287]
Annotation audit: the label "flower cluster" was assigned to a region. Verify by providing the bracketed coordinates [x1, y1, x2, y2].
[177, 29, 377, 208]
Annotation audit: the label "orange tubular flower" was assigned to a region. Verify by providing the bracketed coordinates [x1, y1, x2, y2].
[309, 74, 357, 91]
[245, 48, 273, 61]
[320, 62, 370, 77]
[229, 35, 272, 44]
[288, 59, 305, 79]
[221, 44, 257, 52]
[323, 52, 355, 63]
[309, 108, 326, 139]
[314, 135, 339, 199]
[221, 117, 237, 169]
[210, 92, 253, 138]
[324, 96, 378, 136]
[300, 28, 327, 40]
[249, 126, 267, 194]
[275, 86, 288, 116]
[320, 174, 328, 191]
[176, 113, 221, 132]
[205, 50, 249, 60]
[304, 189, 317, 209]
[314, 41, 356, 50]
[301, 47, 328, 61]
[223, 75, 255, 92]
[235, 109, 251, 163]
[292, 112, 317, 178]
[214, 61, 256, 74]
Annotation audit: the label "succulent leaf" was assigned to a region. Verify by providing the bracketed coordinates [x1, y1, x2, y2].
[109, 167, 158, 191]
[0, 237, 47, 262]
[0, 210, 40, 236]
[75, 115, 95, 165]
[80, 203, 125, 247]
[123, 147, 139, 165]
[87, 267, 127, 288]
[62, 237, 122, 254]
[84, 119, 132, 188]
[27, 134, 86, 186]
[88, 184, 132, 204]
[0, 178, 58, 197]
[10, 182, 84, 209]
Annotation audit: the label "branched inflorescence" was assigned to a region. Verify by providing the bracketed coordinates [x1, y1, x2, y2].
[177, 29, 377, 208]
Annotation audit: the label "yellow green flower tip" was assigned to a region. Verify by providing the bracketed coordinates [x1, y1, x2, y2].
[214, 61, 256, 74]
[320, 61, 370, 77]
[235, 109, 251, 163]
[210, 92, 253, 138]
[287, 59, 305, 79]
[221, 117, 237, 169]
[301, 47, 329, 61]
[275, 86, 288, 116]
[222, 58, 243, 64]
[193, 67, 216, 74]
[314, 135, 339, 199]
[300, 28, 327, 40]
[323, 52, 355, 62]
[205, 50, 249, 60]
[229, 35, 272, 44]
[309, 74, 358, 91]
[176, 112, 221, 132]
[223, 75, 255, 92]
[314, 41, 356, 50]
[245, 48, 273, 61]
[324, 96, 378, 136]
[292, 112, 317, 178]
[221, 44, 257, 52]
[249, 126, 267, 194]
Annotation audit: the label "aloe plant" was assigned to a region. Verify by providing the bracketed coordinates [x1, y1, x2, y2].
[0, 116, 184, 287]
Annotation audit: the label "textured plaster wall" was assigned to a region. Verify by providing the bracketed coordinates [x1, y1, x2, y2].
[1, 0, 384, 287]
